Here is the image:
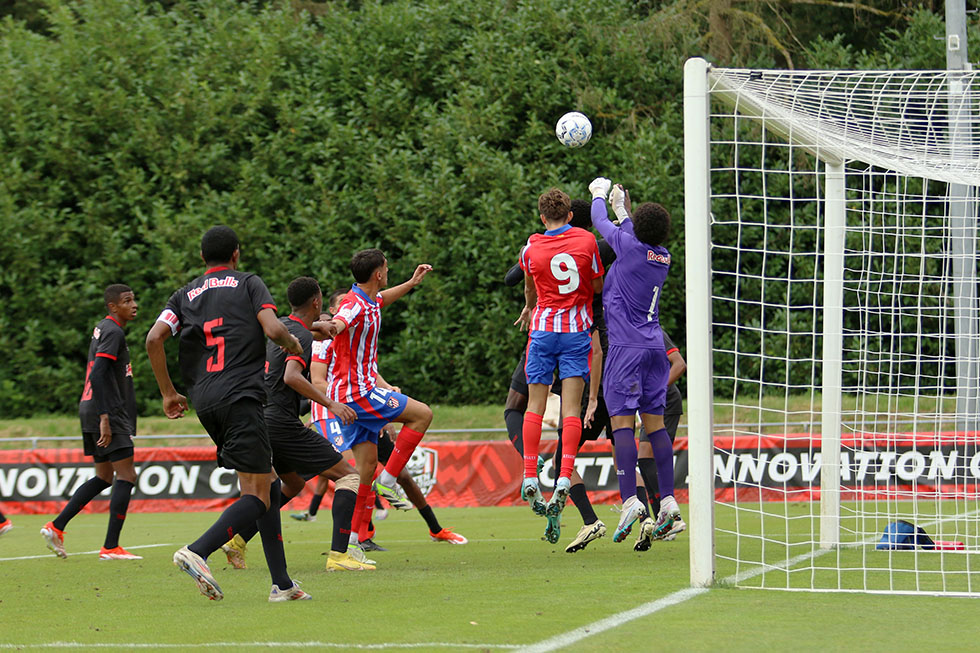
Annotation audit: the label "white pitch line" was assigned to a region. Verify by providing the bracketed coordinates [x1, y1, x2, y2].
[0, 543, 174, 562]
[0, 643, 523, 650]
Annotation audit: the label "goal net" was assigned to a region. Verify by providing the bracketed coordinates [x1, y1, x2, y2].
[683, 58, 980, 595]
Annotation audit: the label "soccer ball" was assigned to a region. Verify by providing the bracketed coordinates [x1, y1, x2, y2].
[555, 112, 592, 148]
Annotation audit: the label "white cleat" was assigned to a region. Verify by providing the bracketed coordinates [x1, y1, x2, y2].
[547, 477, 571, 517]
[565, 520, 607, 553]
[521, 478, 547, 516]
[660, 517, 687, 541]
[613, 496, 647, 543]
[269, 580, 312, 602]
[651, 495, 682, 540]
[173, 546, 223, 601]
[348, 543, 376, 566]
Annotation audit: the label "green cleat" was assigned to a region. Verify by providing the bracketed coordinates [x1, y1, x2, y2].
[372, 479, 412, 511]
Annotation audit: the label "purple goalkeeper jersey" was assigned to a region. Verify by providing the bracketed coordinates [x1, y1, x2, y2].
[591, 198, 670, 350]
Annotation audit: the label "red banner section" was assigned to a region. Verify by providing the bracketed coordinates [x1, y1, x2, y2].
[3, 432, 979, 514]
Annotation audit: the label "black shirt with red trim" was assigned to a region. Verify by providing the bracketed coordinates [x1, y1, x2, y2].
[263, 315, 314, 424]
[79, 315, 137, 435]
[663, 331, 684, 417]
[157, 267, 277, 414]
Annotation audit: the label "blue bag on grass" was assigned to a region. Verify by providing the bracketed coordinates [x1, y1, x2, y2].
[876, 520, 935, 550]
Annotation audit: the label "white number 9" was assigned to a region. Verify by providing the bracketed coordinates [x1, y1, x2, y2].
[551, 253, 580, 294]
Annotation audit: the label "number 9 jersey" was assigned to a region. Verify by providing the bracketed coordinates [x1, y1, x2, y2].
[518, 224, 604, 333]
[156, 265, 278, 413]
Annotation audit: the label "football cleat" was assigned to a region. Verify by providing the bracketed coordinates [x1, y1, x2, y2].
[634, 517, 655, 551]
[173, 546, 223, 601]
[0, 519, 12, 538]
[359, 538, 388, 552]
[40, 522, 67, 559]
[221, 533, 248, 569]
[650, 495, 682, 540]
[430, 528, 468, 544]
[544, 513, 561, 544]
[521, 478, 547, 516]
[99, 546, 143, 560]
[565, 520, 607, 553]
[372, 479, 412, 511]
[613, 496, 648, 543]
[546, 477, 571, 517]
[348, 543, 376, 566]
[326, 550, 376, 571]
[289, 511, 316, 522]
[269, 580, 312, 602]
[661, 517, 687, 541]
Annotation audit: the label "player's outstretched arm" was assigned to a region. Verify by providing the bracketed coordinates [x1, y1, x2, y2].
[145, 321, 188, 419]
[257, 308, 303, 355]
[514, 272, 537, 331]
[609, 184, 633, 224]
[283, 360, 356, 424]
[380, 263, 433, 306]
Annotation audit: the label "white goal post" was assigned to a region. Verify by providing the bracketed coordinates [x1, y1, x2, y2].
[683, 57, 980, 595]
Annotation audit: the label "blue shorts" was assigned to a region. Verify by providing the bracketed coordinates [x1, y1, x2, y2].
[313, 387, 408, 451]
[603, 346, 669, 417]
[525, 330, 592, 385]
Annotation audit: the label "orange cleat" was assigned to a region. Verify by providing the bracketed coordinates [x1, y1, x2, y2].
[430, 528, 468, 545]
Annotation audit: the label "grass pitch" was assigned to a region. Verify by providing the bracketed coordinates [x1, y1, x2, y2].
[1, 506, 977, 651]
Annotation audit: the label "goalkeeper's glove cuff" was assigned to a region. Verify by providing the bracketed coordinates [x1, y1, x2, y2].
[613, 205, 630, 224]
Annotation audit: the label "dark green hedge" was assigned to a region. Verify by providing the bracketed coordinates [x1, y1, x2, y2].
[0, 0, 960, 416]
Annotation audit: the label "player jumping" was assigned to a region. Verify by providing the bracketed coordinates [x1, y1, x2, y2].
[589, 178, 679, 543]
[515, 188, 604, 526]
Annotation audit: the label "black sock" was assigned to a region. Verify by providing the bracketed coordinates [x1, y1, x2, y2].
[419, 505, 441, 533]
[257, 480, 291, 589]
[569, 483, 597, 525]
[0, 508, 5, 521]
[103, 480, 134, 549]
[308, 493, 324, 516]
[53, 477, 112, 531]
[637, 458, 660, 514]
[635, 485, 650, 517]
[374, 495, 384, 510]
[279, 492, 296, 509]
[504, 408, 524, 456]
[189, 494, 265, 559]
[331, 488, 356, 553]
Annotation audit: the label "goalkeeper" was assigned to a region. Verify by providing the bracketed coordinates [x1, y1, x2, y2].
[589, 177, 680, 544]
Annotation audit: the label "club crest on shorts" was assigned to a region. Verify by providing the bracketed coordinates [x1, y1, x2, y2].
[386, 395, 400, 409]
[405, 447, 438, 497]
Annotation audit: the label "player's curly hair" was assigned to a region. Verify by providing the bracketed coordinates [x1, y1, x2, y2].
[538, 188, 571, 224]
[632, 202, 670, 248]
[568, 198, 592, 230]
[287, 276, 321, 309]
[201, 225, 239, 265]
[103, 284, 132, 310]
[350, 248, 386, 284]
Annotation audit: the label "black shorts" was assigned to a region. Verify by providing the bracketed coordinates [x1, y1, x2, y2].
[638, 414, 681, 443]
[509, 352, 528, 395]
[377, 429, 395, 465]
[198, 398, 273, 474]
[267, 420, 344, 476]
[82, 431, 134, 463]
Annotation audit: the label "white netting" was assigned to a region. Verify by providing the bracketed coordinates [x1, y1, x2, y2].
[700, 66, 980, 595]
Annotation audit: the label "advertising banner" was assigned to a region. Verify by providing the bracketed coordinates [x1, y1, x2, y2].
[3, 432, 979, 514]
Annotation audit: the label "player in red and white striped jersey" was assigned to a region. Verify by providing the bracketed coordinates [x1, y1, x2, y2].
[515, 188, 604, 525]
[317, 249, 434, 542]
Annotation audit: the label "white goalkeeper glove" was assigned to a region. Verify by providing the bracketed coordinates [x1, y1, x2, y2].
[589, 177, 611, 201]
[609, 184, 630, 224]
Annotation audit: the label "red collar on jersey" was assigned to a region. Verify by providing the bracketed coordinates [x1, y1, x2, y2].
[105, 314, 123, 328]
[205, 266, 230, 274]
[287, 314, 311, 330]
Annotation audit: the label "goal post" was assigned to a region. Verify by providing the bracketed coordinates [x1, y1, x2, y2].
[684, 57, 980, 595]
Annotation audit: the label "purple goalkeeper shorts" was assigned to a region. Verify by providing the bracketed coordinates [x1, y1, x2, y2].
[603, 345, 670, 417]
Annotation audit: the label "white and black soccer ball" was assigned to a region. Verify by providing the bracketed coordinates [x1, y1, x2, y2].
[555, 111, 592, 148]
